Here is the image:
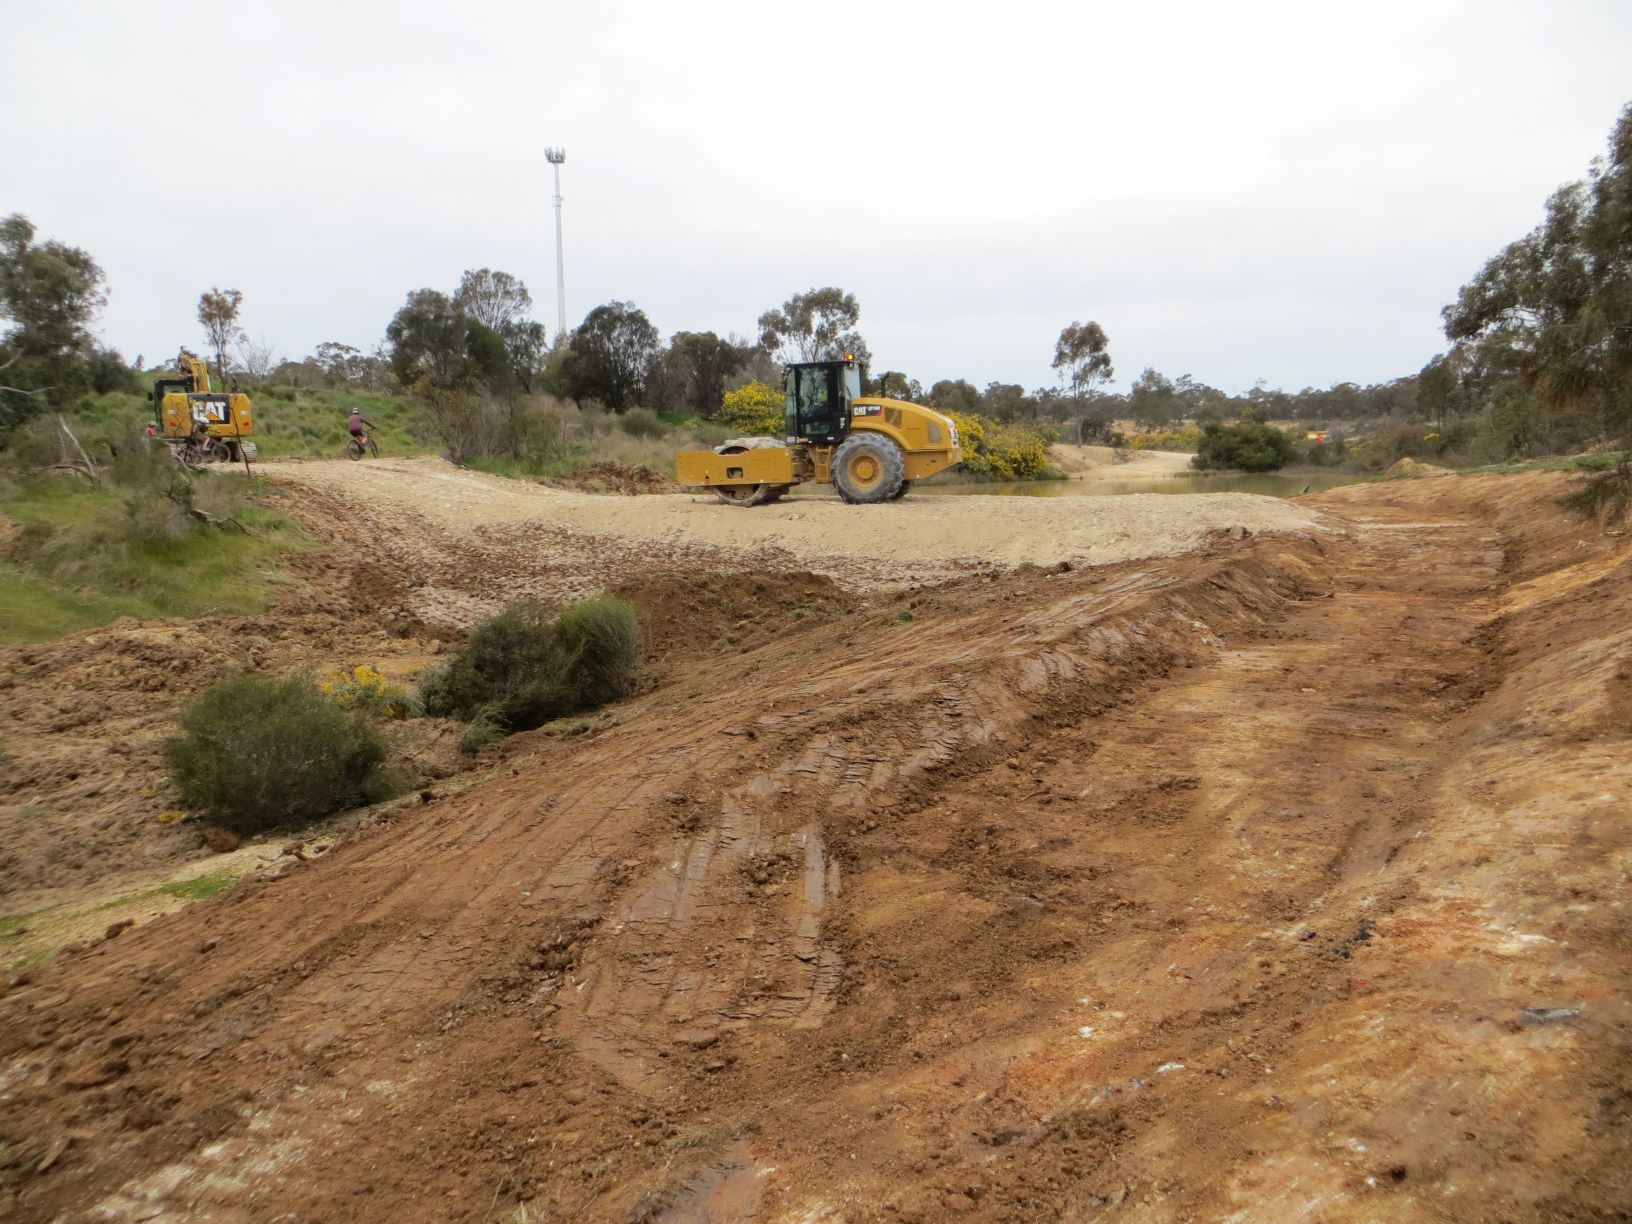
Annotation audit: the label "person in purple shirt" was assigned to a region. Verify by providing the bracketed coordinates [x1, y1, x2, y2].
[347, 409, 377, 445]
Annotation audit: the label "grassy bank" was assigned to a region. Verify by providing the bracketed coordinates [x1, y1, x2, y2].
[80, 387, 439, 460]
[0, 472, 307, 643]
[1, 863, 243, 974]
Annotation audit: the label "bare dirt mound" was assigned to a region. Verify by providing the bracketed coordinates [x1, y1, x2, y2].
[1049, 444, 1192, 480]
[615, 570, 855, 669]
[1383, 455, 1450, 477]
[5, 471, 1631, 1222]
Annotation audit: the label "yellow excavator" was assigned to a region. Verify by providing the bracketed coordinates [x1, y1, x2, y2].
[151, 350, 256, 465]
[676, 356, 962, 505]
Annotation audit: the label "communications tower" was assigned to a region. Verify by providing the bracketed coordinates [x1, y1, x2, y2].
[545, 147, 567, 340]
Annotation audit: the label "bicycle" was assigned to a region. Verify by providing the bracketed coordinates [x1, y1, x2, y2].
[347, 431, 380, 460]
[171, 434, 231, 470]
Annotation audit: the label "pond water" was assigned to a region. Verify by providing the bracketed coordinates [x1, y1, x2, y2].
[911, 471, 1362, 499]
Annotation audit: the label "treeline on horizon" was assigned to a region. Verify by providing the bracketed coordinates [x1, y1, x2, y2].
[247, 293, 1433, 432]
[3, 101, 1627, 471]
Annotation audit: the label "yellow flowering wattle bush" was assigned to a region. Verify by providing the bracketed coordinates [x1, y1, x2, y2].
[948, 412, 1059, 480]
[1127, 428, 1202, 452]
[322, 664, 411, 719]
[717, 381, 784, 436]
[948, 411, 986, 454]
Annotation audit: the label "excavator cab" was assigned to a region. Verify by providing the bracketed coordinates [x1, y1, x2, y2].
[784, 358, 861, 445]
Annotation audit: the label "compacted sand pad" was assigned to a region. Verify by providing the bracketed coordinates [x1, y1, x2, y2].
[271, 456, 1324, 593]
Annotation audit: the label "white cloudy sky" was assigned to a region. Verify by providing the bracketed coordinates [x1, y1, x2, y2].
[6, 0, 1629, 393]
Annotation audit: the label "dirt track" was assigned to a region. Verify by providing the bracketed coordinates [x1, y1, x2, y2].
[3, 471, 1631, 1221]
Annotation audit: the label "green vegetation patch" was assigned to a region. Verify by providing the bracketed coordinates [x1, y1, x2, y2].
[422, 596, 643, 742]
[1192, 417, 1298, 472]
[156, 869, 238, 902]
[0, 571, 148, 642]
[78, 386, 437, 460]
[165, 673, 401, 835]
[0, 470, 307, 643]
[2, 864, 248, 972]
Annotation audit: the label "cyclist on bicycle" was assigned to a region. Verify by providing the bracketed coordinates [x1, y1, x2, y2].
[347, 409, 377, 449]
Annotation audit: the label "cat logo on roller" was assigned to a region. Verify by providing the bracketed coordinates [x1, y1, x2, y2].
[675, 356, 963, 506]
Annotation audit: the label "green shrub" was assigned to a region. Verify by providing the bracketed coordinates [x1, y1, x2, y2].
[618, 408, 666, 439]
[0, 416, 69, 470]
[458, 705, 508, 754]
[1128, 427, 1203, 452]
[1559, 454, 1632, 525]
[1347, 420, 1478, 470]
[1304, 438, 1348, 467]
[420, 596, 643, 735]
[420, 602, 568, 729]
[164, 674, 397, 835]
[554, 595, 642, 708]
[1469, 385, 1547, 462]
[1192, 419, 1297, 472]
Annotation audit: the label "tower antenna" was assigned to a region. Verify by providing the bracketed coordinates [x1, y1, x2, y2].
[545, 147, 567, 341]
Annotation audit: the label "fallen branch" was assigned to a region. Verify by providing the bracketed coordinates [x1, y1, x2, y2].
[25, 464, 98, 480]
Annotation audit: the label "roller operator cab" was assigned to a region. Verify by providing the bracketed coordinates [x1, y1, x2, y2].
[152, 350, 257, 463]
[675, 356, 962, 506]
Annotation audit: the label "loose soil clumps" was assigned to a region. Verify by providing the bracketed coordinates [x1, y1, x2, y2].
[545, 461, 678, 495]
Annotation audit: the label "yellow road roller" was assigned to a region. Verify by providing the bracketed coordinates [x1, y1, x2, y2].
[676, 356, 962, 505]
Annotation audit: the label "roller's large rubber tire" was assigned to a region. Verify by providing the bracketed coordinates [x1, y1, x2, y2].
[832, 433, 906, 504]
[889, 480, 913, 501]
[713, 483, 789, 507]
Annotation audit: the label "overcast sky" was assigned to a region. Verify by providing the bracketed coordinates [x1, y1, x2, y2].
[6, 1, 1629, 393]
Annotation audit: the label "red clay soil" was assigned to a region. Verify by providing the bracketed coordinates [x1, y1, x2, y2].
[3, 472, 1631, 1222]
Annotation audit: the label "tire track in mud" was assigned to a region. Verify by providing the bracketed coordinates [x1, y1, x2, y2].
[694, 498, 1626, 1224]
[556, 501, 1604, 1223]
[551, 556, 1319, 1096]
